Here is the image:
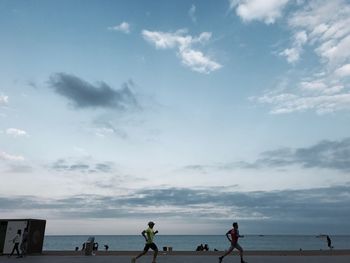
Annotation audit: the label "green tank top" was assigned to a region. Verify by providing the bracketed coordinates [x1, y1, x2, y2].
[145, 227, 155, 244]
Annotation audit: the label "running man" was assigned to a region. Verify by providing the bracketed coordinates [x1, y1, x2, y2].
[132, 221, 159, 263]
[219, 222, 247, 263]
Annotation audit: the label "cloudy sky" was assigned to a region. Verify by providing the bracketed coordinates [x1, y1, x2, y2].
[1, 0, 350, 235]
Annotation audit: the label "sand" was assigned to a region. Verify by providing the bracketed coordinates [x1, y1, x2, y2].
[1, 250, 350, 263]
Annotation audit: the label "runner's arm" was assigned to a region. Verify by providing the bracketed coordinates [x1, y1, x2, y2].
[225, 230, 232, 242]
[141, 230, 147, 242]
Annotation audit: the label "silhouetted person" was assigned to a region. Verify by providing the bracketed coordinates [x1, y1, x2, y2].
[203, 244, 209, 251]
[82, 243, 86, 251]
[196, 244, 204, 251]
[20, 227, 29, 257]
[219, 222, 247, 263]
[132, 221, 159, 263]
[9, 229, 21, 258]
[327, 235, 333, 249]
[104, 244, 109, 251]
[93, 242, 99, 251]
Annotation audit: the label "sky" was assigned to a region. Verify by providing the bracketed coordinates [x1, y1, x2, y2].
[1, 0, 350, 235]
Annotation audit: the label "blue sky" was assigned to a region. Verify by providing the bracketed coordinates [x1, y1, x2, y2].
[1, 0, 350, 235]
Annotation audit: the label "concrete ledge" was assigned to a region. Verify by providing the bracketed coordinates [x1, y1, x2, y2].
[38, 249, 350, 256]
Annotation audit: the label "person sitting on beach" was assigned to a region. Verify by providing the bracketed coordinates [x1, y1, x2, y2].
[218, 222, 247, 263]
[132, 221, 159, 263]
[203, 244, 209, 251]
[196, 244, 204, 251]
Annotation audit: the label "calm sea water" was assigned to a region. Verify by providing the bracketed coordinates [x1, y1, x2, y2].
[43, 235, 350, 251]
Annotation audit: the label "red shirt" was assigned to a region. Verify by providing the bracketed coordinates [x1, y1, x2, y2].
[229, 228, 239, 243]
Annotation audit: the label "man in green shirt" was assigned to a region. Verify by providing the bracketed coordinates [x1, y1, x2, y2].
[132, 221, 159, 263]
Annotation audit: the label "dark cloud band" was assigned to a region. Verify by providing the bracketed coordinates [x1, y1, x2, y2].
[49, 73, 138, 110]
[50, 159, 113, 174]
[2, 185, 350, 233]
[184, 137, 350, 172]
[257, 138, 350, 171]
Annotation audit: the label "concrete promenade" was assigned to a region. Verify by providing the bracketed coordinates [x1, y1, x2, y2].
[1, 250, 350, 263]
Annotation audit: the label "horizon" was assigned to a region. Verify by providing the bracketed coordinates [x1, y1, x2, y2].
[1, 0, 350, 235]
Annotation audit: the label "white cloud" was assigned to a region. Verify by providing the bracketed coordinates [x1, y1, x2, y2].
[230, 0, 290, 24]
[0, 151, 25, 161]
[279, 47, 300, 63]
[280, 31, 308, 63]
[322, 85, 344, 95]
[255, 0, 350, 114]
[335, 64, 350, 77]
[299, 80, 343, 95]
[287, 0, 350, 66]
[300, 80, 327, 92]
[294, 30, 308, 45]
[253, 92, 350, 114]
[108, 22, 130, 34]
[0, 95, 9, 105]
[95, 127, 115, 138]
[142, 30, 186, 49]
[142, 29, 222, 74]
[189, 4, 197, 23]
[316, 35, 350, 66]
[6, 128, 28, 137]
[179, 49, 222, 74]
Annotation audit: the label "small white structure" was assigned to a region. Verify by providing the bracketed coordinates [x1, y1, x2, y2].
[0, 219, 46, 254]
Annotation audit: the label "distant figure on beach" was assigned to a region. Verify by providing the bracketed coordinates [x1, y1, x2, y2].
[218, 222, 247, 263]
[82, 242, 86, 251]
[20, 227, 29, 257]
[203, 244, 209, 251]
[8, 229, 22, 258]
[93, 242, 99, 251]
[132, 221, 159, 263]
[196, 244, 204, 251]
[327, 235, 333, 249]
[104, 244, 109, 251]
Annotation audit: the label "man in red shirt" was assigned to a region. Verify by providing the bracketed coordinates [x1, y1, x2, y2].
[219, 222, 247, 263]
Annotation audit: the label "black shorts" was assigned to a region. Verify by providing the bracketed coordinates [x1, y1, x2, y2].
[143, 242, 158, 251]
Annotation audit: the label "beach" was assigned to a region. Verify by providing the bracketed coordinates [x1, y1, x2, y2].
[2, 250, 350, 263]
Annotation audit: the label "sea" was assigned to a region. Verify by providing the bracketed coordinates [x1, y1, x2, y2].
[43, 235, 350, 251]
